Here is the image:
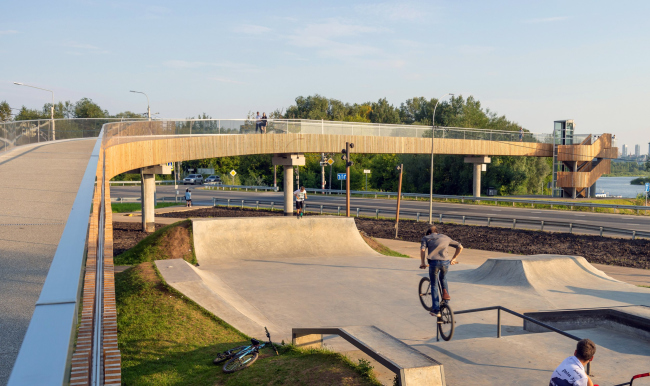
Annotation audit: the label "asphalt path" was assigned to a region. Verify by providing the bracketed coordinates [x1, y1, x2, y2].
[110, 185, 650, 237]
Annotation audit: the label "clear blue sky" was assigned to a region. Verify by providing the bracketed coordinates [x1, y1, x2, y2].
[1, 0, 649, 152]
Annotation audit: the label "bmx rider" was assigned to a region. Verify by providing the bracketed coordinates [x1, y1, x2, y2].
[419, 225, 463, 317]
[294, 186, 307, 218]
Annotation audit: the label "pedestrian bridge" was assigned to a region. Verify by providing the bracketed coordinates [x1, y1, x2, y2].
[2, 118, 617, 385]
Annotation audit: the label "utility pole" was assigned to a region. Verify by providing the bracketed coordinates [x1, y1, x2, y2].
[341, 142, 354, 216]
[274, 165, 277, 190]
[321, 153, 326, 191]
[395, 164, 404, 238]
[329, 159, 333, 195]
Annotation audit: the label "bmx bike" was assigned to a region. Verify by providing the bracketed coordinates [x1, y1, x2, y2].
[213, 327, 279, 373]
[418, 273, 455, 341]
[614, 372, 650, 386]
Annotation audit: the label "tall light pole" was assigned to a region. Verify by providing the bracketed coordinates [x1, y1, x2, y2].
[130, 90, 151, 120]
[429, 93, 454, 224]
[14, 82, 55, 140]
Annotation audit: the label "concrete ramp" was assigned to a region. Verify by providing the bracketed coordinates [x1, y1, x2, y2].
[459, 254, 626, 290]
[192, 217, 379, 264]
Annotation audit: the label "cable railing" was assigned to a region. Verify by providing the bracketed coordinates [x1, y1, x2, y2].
[0, 118, 147, 152]
[98, 118, 560, 148]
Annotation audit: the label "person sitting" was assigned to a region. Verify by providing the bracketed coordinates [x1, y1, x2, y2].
[549, 339, 596, 386]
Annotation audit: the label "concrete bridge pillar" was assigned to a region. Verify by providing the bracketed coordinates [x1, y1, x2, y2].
[139, 164, 172, 232]
[272, 154, 305, 216]
[464, 156, 491, 197]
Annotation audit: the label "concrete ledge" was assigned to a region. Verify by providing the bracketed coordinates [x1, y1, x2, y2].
[524, 306, 650, 341]
[293, 326, 445, 386]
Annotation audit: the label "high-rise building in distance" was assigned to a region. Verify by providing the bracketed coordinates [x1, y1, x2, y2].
[635, 144, 641, 158]
[622, 144, 628, 157]
[648, 142, 650, 156]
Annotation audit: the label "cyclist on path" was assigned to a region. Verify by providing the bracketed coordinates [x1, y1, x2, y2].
[294, 186, 307, 218]
[419, 225, 463, 317]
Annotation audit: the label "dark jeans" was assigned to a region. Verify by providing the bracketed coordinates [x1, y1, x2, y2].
[428, 259, 450, 313]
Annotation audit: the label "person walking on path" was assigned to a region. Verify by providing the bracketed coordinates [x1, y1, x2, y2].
[549, 339, 596, 386]
[185, 188, 192, 207]
[519, 127, 524, 142]
[255, 112, 261, 133]
[261, 112, 268, 134]
[294, 186, 307, 218]
[419, 225, 463, 317]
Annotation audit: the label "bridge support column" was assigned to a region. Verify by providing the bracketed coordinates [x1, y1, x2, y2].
[141, 171, 156, 232]
[464, 156, 491, 197]
[272, 154, 305, 216]
[139, 164, 172, 232]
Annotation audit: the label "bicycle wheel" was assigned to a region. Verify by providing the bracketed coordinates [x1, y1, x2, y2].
[223, 352, 259, 373]
[438, 303, 455, 341]
[418, 277, 432, 311]
[213, 346, 247, 365]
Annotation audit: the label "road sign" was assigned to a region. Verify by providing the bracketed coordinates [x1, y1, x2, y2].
[646, 182, 649, 192]
[167, 162, 174, 171]
[230, 170, 237, 177]
[327, 158, 334, 165]
[364, 169, 371, 174]
[337, 173, 347, 180]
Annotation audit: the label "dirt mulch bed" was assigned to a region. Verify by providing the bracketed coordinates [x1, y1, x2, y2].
[354, 218, 650, 269]
[113, 222, 165, 256]
[118, 207, 650, 269]
[158, 206, 284, 218]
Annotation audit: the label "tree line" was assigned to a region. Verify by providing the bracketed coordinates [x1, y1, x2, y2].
[0, 98, 143, 121]
[3, 93, 552, 195]
[185, 94, 550, 196]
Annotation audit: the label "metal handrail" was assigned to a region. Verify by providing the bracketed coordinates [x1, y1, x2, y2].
[454, 306, 591, 375]
[8, 131, 104, 385]
[199, 197, 650, 239]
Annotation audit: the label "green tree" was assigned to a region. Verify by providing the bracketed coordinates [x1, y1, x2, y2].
[14, 106, 49, 120]
[114, 111, 144, 119]
[74, 98, 107, 118]
[0, 101, 11, 122]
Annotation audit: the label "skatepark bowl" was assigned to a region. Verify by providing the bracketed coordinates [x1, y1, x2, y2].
[155, 216, 650, 386]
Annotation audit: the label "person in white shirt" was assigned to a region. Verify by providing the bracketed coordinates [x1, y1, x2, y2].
[549, 339, 596, 386]
[255, 112, 261, 133]
[185, 188, 192, 207]
[293, 186, 307, 218]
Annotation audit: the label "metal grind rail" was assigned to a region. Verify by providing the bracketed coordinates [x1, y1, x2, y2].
[454, 306, 592, 375]
[187, 198, 650, 240]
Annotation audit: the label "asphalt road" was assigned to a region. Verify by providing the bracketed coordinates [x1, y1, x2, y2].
[110, 185, 650, 237]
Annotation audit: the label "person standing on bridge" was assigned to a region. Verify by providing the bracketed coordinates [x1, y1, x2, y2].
[419, 226, 463, 317]
[549, 339, 596, 386]
[255, 112, 261, 133]
[294, 186, 307, 218]
[261, 112, 268, 134]
[185, 188, 192, 207]
[519, 126, 524, 142]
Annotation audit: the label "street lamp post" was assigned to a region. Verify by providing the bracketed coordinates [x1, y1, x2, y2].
[130, 90, 151, 121]
[14, 82, 55, 140]
[429, 93, 454, 224]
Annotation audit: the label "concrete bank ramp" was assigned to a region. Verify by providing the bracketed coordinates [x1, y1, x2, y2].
[192, 216, 379, 264]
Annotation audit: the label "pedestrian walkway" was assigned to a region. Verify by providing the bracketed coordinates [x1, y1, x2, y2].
[377, 238, 650, 287]
[0, 139, 96, 385]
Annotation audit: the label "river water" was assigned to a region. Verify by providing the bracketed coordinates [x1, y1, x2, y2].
[595, 177, 648, 198]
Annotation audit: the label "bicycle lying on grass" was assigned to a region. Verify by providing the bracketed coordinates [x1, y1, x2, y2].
[418, 274, 455, 341]
[213, 327, 279, 373]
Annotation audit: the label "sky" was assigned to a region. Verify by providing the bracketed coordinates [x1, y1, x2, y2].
[1, 0, 649, 152]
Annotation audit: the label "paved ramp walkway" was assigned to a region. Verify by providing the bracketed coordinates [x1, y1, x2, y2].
[0, 139, 96, 385]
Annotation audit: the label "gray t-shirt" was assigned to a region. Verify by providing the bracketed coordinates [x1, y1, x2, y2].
[420, 234, 461, 261]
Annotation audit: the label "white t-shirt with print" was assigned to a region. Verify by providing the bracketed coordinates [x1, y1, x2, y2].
[549, 356, 588, 386]
[294, 189, 306, 201]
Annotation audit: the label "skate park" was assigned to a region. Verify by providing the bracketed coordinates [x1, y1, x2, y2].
[4, 118, 648, 386]
[155, 215, 650, 385]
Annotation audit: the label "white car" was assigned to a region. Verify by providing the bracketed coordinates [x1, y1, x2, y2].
[183, 174, 204, 185]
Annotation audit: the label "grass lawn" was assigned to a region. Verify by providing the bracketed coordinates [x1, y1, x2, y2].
[114, 220, 197, 265]
[116, 262, 383, 386]
[112, 202, 184, 213]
